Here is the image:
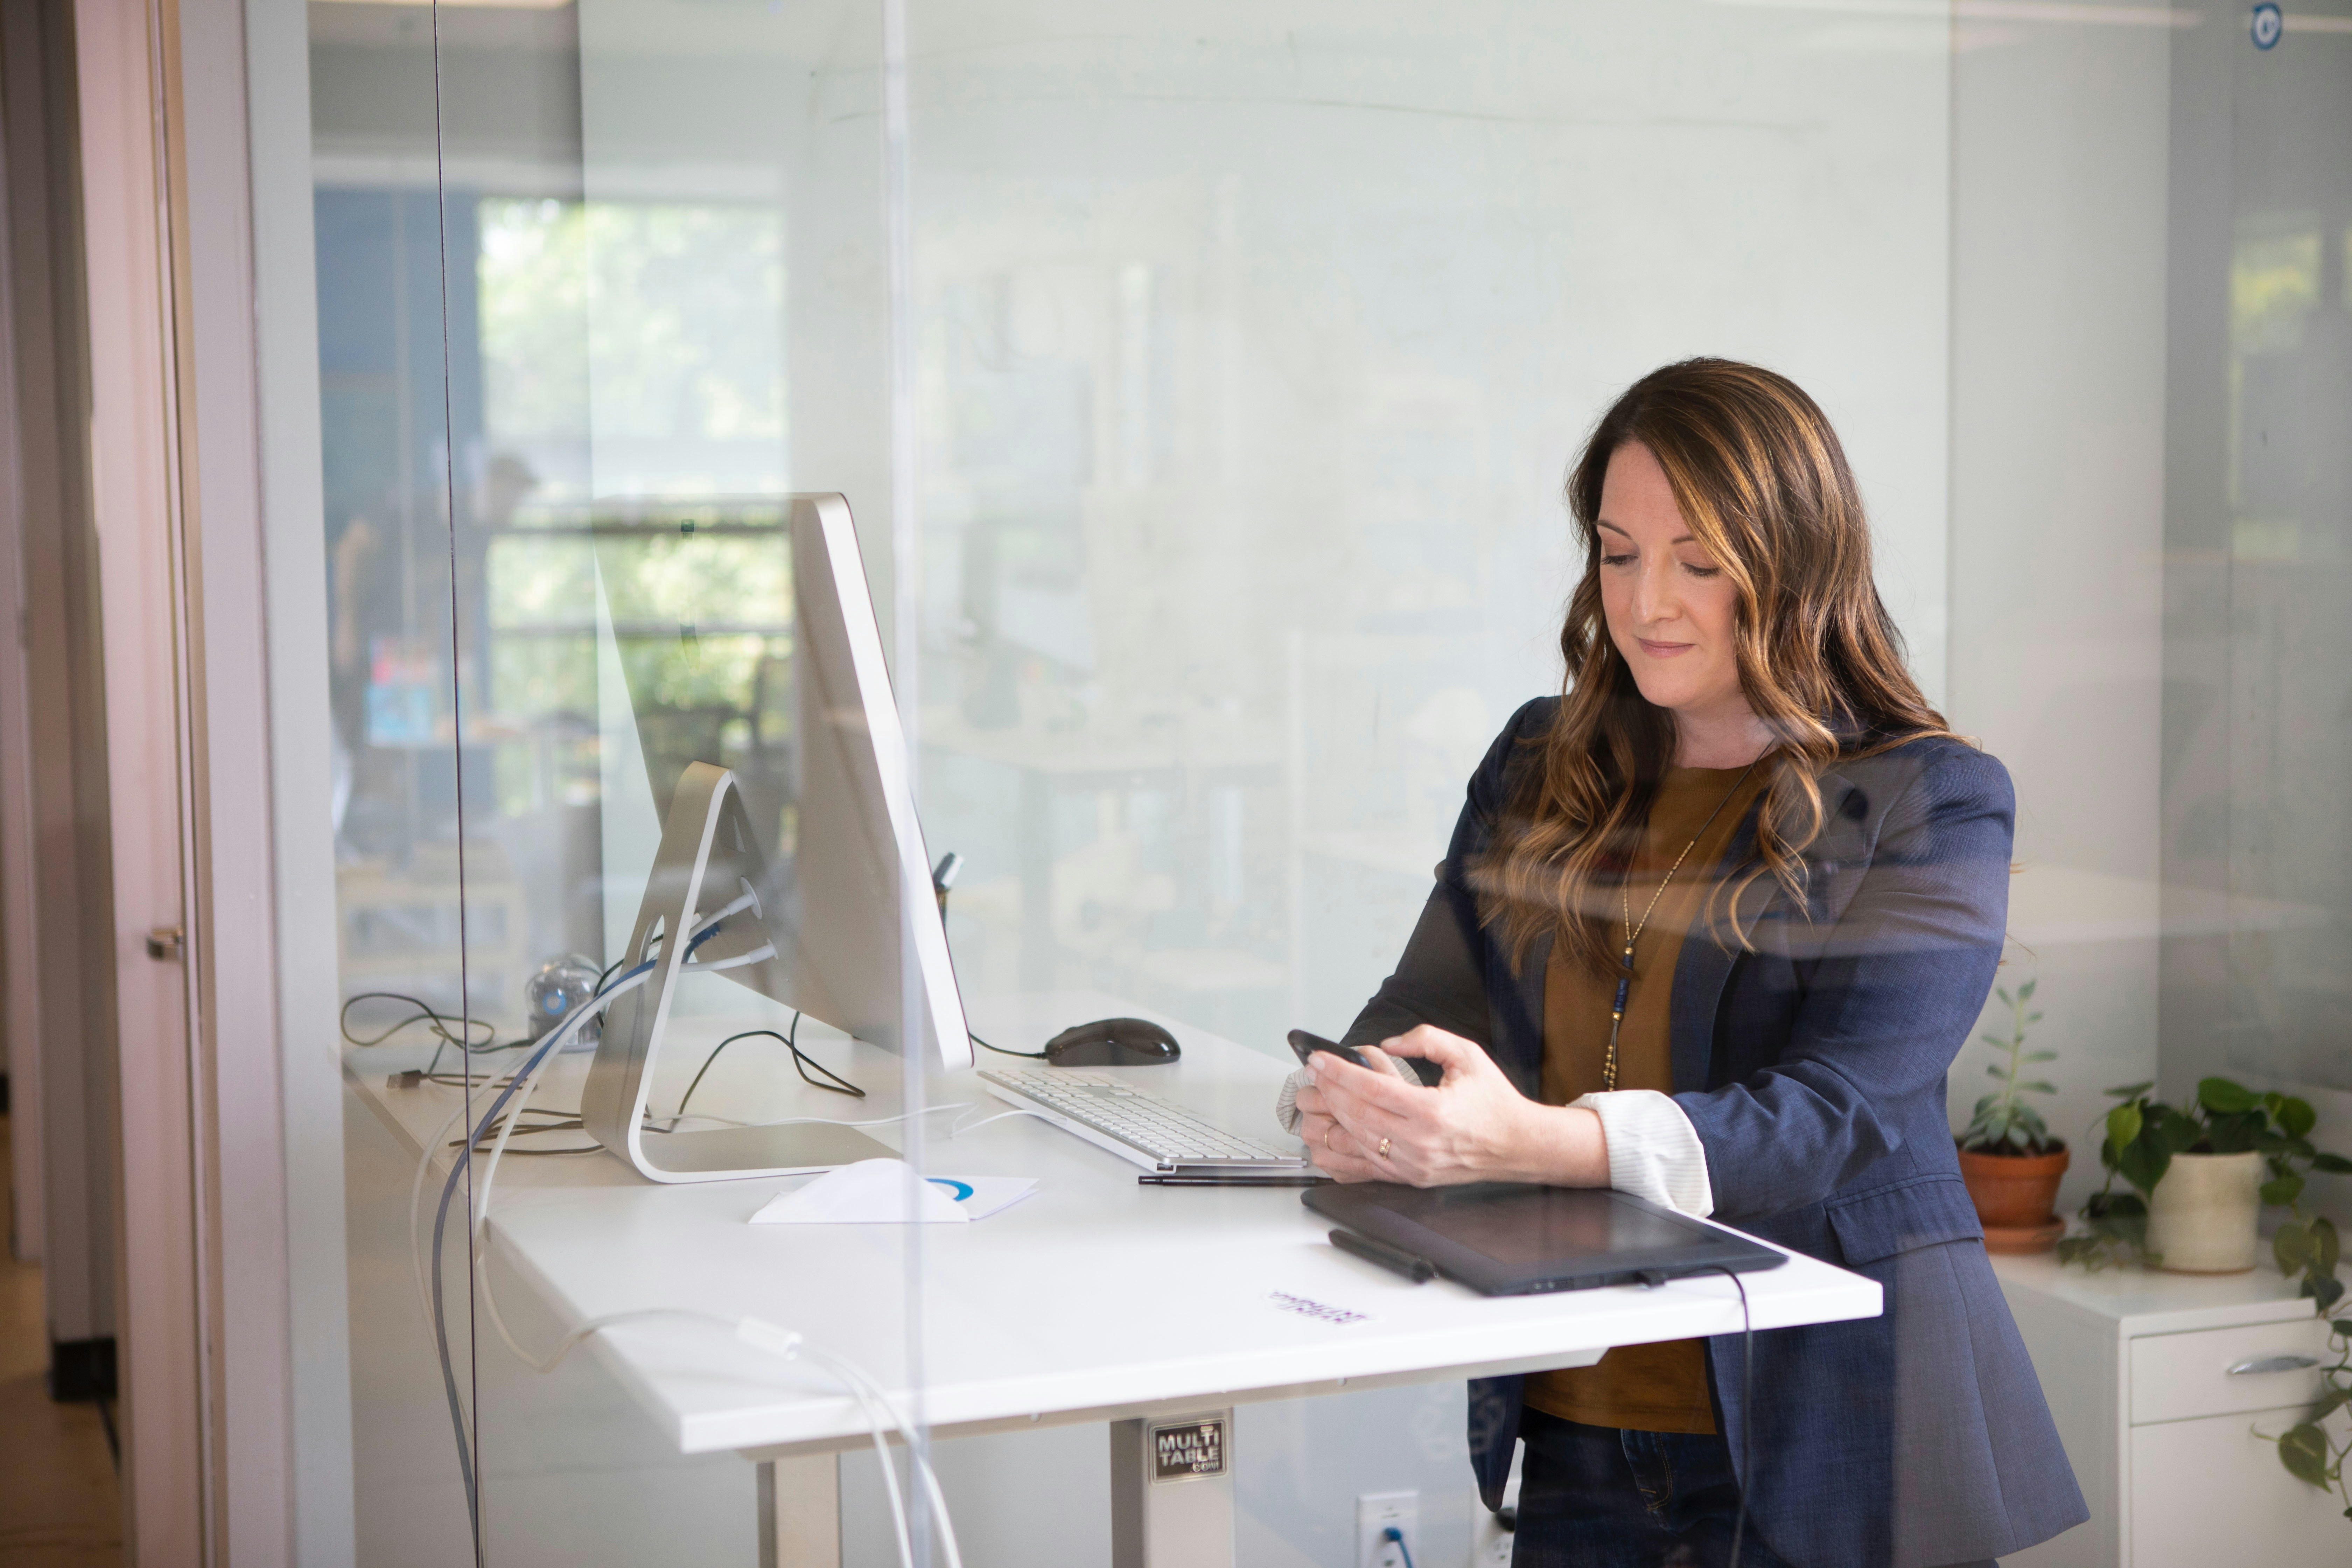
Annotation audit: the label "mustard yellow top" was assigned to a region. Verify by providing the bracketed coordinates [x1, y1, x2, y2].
[1520, 763, 1764, 1434]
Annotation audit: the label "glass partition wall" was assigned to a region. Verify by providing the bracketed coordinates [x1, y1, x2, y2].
[898, 9, 1952, 1564]
[308, 4, 914, 1562]
[268, 0, 2352, 1563]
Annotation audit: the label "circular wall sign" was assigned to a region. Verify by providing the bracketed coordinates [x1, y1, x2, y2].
[2252, 3, 2283, 48]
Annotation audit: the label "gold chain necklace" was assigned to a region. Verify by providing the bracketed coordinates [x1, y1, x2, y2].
[1603, 761, 1761, 1092]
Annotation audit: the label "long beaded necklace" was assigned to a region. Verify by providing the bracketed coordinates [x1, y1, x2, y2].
[1602, 761, 1762, 1091]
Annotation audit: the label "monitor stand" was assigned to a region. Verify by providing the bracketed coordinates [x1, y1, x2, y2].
[579, 763, 897, 1183]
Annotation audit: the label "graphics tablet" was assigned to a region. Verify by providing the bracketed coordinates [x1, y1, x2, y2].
[1304, 1182, 1787, 1296]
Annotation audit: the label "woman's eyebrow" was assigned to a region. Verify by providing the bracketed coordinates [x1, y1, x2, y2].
[1597, 519, 1698, 546]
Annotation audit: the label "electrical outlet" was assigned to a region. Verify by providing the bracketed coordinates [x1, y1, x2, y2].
[1471, 1446, 1522, 1567]
[1471, 1505, 1514, 1566]
[1356, 1491, 1418, 1568]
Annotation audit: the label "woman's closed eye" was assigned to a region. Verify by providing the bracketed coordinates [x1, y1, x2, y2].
[1600, 550, 1721, 579]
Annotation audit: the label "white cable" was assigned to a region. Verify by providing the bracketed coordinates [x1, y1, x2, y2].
[824, 1357, 916, 1568]
[681, 941, 777, 974]
[425, 897, 967, 1560]
[419, 958, 915, 1331]
[737, 1321, 912, 1568]
[690, 883, 761, 931]
[407, 969, 637, 1335]
[741, 1318, 965, 1568]
[473, 969, 644, 1234]
[746, 1103, 973, 1133]
[410, 1095, 474, 1329]
[640, 1110, 748, 1134]
[801, 1343, 964, 1568]
[474, 1050, 551, 1237]
[458, 1280, 964, 1568]
[413, 908, 751, 1519]
[946, 1106, 1057, 1139]
[482, 1297, 739, 1377]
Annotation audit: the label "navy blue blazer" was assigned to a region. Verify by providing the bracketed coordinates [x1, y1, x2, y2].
[1340, 698, 2086, 1568]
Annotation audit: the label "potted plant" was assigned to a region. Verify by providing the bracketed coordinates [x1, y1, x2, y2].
[2060, 1077, 2352, 1280]
[1956, 980, 2068, 1253]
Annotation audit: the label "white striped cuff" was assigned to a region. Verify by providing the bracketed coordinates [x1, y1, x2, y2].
[1569, 1089, 1714, 1217]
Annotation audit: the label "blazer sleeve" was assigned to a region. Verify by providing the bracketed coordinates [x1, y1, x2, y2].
[1674, 744, 2015, 1219]
[1337, 697, 1552, 1053]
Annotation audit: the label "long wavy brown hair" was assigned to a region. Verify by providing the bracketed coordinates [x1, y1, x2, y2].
[1483, 357, 1956, 975]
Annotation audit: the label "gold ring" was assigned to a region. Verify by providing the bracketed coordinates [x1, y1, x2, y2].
[1378, 1136, 1392, 1160]
[1326, 1127, 1338, 1152]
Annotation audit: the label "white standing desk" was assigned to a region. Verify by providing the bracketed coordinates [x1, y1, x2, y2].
[347, 991, 1882, 1566]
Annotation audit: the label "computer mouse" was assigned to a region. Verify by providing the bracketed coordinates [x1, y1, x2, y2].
[1044, 1017, 1182, 1067]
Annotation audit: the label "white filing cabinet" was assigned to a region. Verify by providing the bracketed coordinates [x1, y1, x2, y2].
[1993, 1254, 2350, 1567]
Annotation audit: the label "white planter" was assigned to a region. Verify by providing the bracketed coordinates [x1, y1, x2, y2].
[2146, 1150, 2263, 1274]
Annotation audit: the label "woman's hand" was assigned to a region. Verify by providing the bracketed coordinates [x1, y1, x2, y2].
[1294, 1025, 1609, 1187]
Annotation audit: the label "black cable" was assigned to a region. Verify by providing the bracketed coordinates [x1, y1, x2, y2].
[341, 991, 528, 1082]
[1706, 1264, 1756, 1568]
[341, 992, 492, 1048]
[415, 1071, 519, 1091]
[972, 1033, 1047, 1059]
[447, 1108, 585, 1149]
[673, 1012, 864, 1125]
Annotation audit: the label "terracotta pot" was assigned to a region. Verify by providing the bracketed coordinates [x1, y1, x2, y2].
[1958, 1142, 2070, 1231]
[2147, 1150, 2263, 1273]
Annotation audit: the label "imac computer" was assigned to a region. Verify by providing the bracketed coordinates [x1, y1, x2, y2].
[578, 492, 971, 1183]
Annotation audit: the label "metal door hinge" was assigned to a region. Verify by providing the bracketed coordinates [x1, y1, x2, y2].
[145, 925, 184, 961]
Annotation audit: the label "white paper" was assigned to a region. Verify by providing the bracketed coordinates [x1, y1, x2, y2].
[748, 1158, 1038, 1225]
[917, 1174, 1039, 1221]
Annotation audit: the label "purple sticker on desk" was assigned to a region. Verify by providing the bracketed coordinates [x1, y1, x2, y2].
[1269, 1291, 1369, 1326]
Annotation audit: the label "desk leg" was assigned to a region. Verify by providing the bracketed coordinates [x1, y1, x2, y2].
[757, 1455, 841, 1568]
[1111, 1409, 1236, 1568]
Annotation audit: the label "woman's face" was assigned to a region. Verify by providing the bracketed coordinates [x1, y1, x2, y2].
[1596, 441, 1746, 722]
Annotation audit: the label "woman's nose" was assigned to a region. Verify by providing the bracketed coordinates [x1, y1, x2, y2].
[1631, 560, 1678, 625]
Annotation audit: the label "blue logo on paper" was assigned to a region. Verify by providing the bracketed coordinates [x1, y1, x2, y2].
[927, 1178, 975, 1202]
[2252, 3, 2282, 48]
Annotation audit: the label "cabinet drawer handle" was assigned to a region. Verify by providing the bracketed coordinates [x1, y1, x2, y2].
[2226, 1355, 2320, 1376]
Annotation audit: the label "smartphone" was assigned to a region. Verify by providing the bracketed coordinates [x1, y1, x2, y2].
[1287, 1029, 1370, 1070]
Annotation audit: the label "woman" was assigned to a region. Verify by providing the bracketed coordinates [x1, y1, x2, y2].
[1287, 360, 2084, 1568]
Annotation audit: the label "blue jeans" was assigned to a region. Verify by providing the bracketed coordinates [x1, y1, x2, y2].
[1509, 1411, 1798, 1568]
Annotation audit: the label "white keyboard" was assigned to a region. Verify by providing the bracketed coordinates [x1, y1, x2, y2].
[978, 1068, 1311, 1175]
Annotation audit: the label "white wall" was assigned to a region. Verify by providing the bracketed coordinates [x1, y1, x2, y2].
[897, 0, 1954, 1050]
[1946, 2, 2174, 1214]
[2157, 0, 2352, 1227]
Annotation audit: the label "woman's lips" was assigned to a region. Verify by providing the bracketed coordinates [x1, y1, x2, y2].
[1637, 637, 1695, 659]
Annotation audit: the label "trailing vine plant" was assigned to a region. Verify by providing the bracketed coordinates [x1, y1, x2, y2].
[2262, 1311, 2352, 1519]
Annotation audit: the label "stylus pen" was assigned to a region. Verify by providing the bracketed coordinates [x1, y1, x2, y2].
[1138, 1174, 1332, 1187]
[1328, 1227, 1437, 1283]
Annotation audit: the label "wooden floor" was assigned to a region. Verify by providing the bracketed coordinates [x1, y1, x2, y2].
[0, 1104, 121, 1568]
